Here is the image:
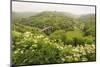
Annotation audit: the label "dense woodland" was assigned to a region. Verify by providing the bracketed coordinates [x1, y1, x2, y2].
[12, 11, 96, 65]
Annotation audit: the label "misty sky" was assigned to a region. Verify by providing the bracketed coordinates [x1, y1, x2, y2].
[12, 1, 95, 15]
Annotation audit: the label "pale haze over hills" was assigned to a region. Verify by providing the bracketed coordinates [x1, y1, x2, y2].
[12, 1, 95, 15]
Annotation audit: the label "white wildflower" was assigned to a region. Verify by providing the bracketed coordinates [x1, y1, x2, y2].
[24, 32, 32, 37]
[33, 39, 38, 43]
[36, 35, 44, 38]
[32, 50, 35, 52]
[44, 38, 49, 41]
[32, 44, 37, 47]
[14, 51, 18, 54]
[21, 50, 23, 54]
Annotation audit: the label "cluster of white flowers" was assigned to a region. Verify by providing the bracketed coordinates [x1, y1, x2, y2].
[33, 39, 38, 43]
[34, 34, 44, 39]
[14, 49, 20, 54]
[43, 37, 49, 41]
[24, 32, 32, 38]
[72, 48, 79, 52]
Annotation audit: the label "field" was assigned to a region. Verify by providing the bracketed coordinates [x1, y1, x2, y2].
[12, 11, 96, 65]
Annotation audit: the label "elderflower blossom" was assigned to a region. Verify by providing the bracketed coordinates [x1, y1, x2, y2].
[24, 32, 32, 38]
[36, 35, 44, 39]
[14, 51, 18, 54]
[21, 50, 24, 54]
[33, 39, 38, 43]
[72, 48, 79, 52]
[44, 38, 49, 41]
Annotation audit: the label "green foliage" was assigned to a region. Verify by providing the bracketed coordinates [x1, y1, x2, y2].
[49, 30, 66, 44]
[62, 45, 96, 62]
[65, 30, 84, 46]
[12, 11, 96, 65]
[13, 23, 42, 34]
[12, 32, 64, 65]
[18, 11, 75, 32]
[78, 14, 95, 37]
[84, 36, 94, 44]
[12, 31, 96, 65]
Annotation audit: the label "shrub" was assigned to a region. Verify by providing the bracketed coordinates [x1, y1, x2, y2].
[12, 31, 64, 65]
[84, 36, 94, 44]
[61, 44, 96, 62]
[12, 31, 96, 65]
[49, 30, 66, 45]
[65, 30, 84, 46]
[12, 31, 22, 51]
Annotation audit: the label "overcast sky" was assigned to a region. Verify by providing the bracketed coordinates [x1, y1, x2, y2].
[12, 1, 95, 15]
